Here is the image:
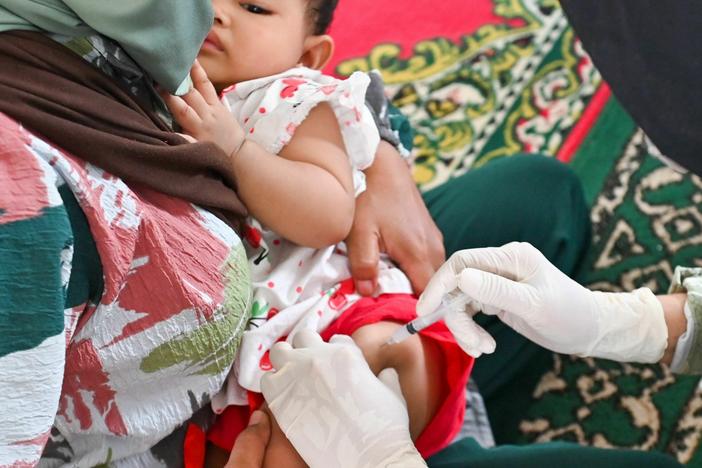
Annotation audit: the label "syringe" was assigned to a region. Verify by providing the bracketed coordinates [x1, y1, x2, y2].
[384, 292, 468, 346]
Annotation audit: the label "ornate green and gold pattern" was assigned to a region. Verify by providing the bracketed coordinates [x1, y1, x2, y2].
[335, 0, 600, 190]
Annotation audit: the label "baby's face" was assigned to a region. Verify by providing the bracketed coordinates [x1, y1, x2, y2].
[199, 0, 312, 91]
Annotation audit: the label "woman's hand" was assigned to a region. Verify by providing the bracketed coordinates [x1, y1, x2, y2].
[347, 141, 445, 296]
[163, 60, 245, 156]
[418, 242, 670, 363]
[261, 330, 426, 468]
[224, 410, 271, 468]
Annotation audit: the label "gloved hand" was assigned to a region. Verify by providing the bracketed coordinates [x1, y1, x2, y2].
[260, 330, 427, 468]
[417, 242, 669, 363]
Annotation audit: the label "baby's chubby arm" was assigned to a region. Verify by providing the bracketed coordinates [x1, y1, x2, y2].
[234, 103, 355, 247]
[165, 62, 355, 248]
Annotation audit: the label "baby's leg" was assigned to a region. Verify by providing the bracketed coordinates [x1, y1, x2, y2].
[257, 324, 444, 466]
[205, 323, 444, 467]
[351, 321, 446, 440]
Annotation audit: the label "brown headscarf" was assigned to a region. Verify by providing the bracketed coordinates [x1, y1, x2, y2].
[0, 31, 247, 228]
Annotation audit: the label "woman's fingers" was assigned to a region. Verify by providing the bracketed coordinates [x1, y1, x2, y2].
[457, 267, 537, 316]
[292, 329, 324, 348]
[416, 260, 459, 318]
[444, 308, 496, 357]
[269, 341, 294, 369]
[225, 410, 271, 468]
[345, 221, 380, 297]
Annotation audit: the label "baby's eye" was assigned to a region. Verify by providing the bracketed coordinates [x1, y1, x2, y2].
[241, 3, 270, 14]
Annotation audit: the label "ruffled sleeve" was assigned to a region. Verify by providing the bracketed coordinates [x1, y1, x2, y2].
[223, 67, 379, 195]
[668, 267, 702, 374]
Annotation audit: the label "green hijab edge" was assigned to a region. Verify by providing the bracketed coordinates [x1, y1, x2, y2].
[0, 0, 214, 94]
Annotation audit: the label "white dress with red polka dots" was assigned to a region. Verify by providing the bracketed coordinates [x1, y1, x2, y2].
[212, 67, 413, 410]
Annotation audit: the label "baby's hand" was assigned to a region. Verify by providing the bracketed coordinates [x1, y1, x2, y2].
[163, 60, 244, 156]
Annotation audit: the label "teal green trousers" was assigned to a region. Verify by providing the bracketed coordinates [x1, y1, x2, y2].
[423, 155, 680, 467]
[429, 437, 680, 468]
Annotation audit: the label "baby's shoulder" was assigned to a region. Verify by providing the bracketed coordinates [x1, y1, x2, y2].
[222, 67, 374, 156]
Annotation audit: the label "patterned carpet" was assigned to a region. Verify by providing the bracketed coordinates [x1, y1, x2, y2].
[328, 0, 702, 465]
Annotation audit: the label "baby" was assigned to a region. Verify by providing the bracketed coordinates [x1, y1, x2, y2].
[165, 0, 473, 466]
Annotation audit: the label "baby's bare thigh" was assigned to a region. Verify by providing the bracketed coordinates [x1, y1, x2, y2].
[351, 321, 432, 373]
[261, 323, 431, 466]
[352, 321, 445, 439]
[261, 322, 435, 465]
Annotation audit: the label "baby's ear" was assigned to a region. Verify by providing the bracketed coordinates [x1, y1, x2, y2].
[300, 34, 334, 70]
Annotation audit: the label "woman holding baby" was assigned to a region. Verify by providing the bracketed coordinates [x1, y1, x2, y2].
[0, 1, 683, 467]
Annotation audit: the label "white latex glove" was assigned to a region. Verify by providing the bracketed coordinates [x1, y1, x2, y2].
[417, 242, 668, 363]
[260, 330, 427, 468]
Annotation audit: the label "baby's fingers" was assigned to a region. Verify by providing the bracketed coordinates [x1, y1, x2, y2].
[163, 94, 202, 133]
[191, 60, 220, 105]
[180, 85, 211, 118]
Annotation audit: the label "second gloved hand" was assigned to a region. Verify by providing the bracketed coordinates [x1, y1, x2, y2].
[417, 242, 668, 363]
[261, 330, 426, 468]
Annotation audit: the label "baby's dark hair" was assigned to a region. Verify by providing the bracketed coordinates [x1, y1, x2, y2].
[309, 0, 339, 35]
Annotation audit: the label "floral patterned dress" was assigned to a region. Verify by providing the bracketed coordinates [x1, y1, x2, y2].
[212, 68, 414, 410]
[0, 112, 251, 467]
